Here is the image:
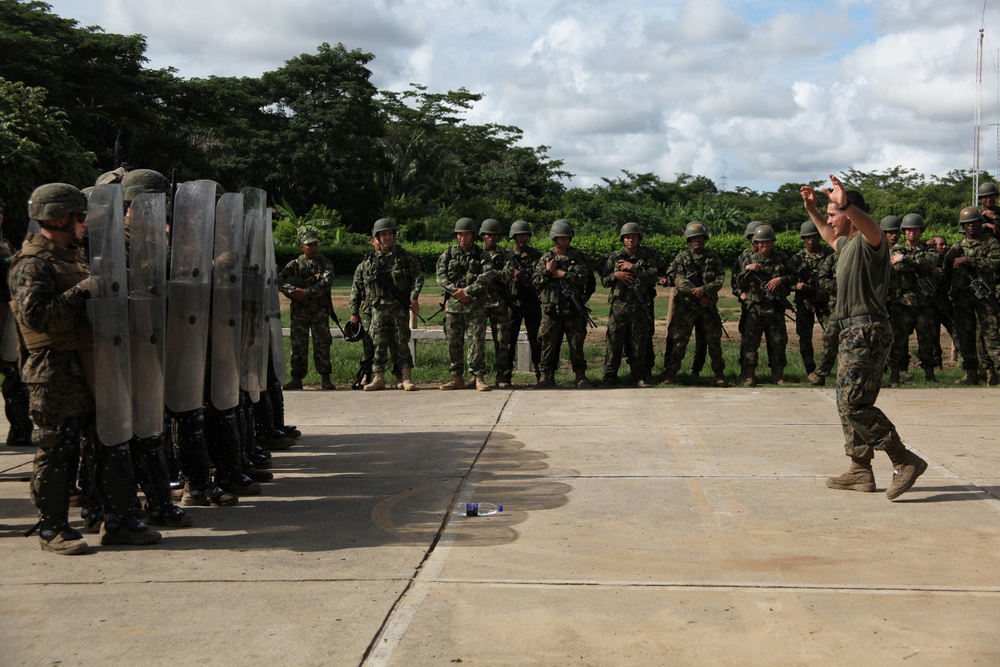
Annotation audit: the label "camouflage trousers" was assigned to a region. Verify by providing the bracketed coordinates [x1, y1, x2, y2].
[952, 295, 1000, 371]
[538, 306, 588, 375]
[604, 301, 651, 380]
[741, 304, 787, 376]
[288, 304, 332, 378]
[484, 302, 511, 381]
[889, 303, 938, 372]
[835, 320, 902, 459]
[445, 306, 488, 377]
[814, 318, 840, 377]
[795, 301, 825, 374]
[664, 300, 724, 378]
[371, 303, 414, 373]
[505, 298, 542, 379]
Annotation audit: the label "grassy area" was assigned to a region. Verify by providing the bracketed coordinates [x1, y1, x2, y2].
[281, 273, 971, 389]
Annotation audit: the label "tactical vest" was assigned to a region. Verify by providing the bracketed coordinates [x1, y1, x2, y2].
[10, 235, 94, 352]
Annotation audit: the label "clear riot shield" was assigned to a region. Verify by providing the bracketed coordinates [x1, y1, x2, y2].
[128, 192, 168, 438]
[239, 187, 269, 398]
[164, 180, 215, 413]
[265, 207, 286, 384]
[0, 312, 18, 363]
[210, 192, 244, 410]
[86, 184, 133, 446]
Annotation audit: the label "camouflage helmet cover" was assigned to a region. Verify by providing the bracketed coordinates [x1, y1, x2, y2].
[751, 225, 776, 243]
[879, 215, 902, 233]
[297, 227, 319, 244]
[509, 219, 532, 238]
[96, 166, 128, 186]
[900, 213, 925, 230]
[122, 169, 168, 203]
[548, 218, 574, 240]
[619, 222, 642, 238]
[28, 183, 87, 222]
[454, 217, 477, 233]
[684, 221, 708, 239]
[799, 220, 819, 237]
[479, 218, 502, 236]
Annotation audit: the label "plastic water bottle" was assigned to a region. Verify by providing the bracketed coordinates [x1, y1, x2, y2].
[455, 502, 503, 516]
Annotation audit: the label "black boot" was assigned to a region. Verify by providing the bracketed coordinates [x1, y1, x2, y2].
[133, 436, 192, 527]
[207, 408, 261, 496]
[3, 373, 34, 446]
[175, 408, 238, 507]
[95, 441, 162, 546]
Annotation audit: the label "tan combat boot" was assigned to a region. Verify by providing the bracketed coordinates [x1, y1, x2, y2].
[884, 443, 928, 500]
[363, 371, 386, 392]
[401, 368, 417, 391]
[808, 372, 825, 386]
[826, 457, 876, 492]
[439, 375, 465, 390]
[473, 375, 491, 391]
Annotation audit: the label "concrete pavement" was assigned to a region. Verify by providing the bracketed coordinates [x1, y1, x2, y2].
[1, 386, 998, 666]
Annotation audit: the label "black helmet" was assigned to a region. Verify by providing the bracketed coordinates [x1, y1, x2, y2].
[900, 213, 925, 230]
[509, 220, 532, 238]
[343, 319, 365, 342]
[879, 216, 902, 233]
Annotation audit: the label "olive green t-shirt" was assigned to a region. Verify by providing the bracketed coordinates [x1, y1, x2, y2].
[832, 231, 890, 321]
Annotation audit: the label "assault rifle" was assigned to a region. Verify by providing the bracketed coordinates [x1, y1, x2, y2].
[283, 273, 345, 336]
[351, 356, 373, 390]
[558, 279, 597, 328]
[796, 264, 831, 327]
[614, 251, 653, 325]
[954, 264, 1000, 314]
[916, 276, 955, 335]
[424, 292, 448, 322]
[374, 254, 428, 324]
[685, 270, 729, 340]
[510, 252, 541, 300]
[744, 269, 796, 322]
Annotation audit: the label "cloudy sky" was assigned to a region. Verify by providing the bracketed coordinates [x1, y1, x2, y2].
[43, 0, 1000, 192]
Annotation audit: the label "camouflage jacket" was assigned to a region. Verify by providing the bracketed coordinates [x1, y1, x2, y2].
[736, 248, 792, 305]
[482, 246, 514, 309]
[600, 246, 659, 307]
[818, 252, 838, 310]
[731, 247, 754, 297]
[790, 246, 833, 305]
[890, 241, 938, 307]
[508, 245, 542, 302]
[668, 248, 725, 306]
[277, 254, 333, 308]
[947, 233, 1000, 297]
[533, 245, 591, 310]
[353, 244, 424, 313]
[436, 244, 495, 313]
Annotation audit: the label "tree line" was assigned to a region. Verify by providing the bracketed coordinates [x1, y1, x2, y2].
[0, 0, 986, 247]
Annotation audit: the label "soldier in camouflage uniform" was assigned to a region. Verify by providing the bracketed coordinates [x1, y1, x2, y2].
[10, 183, 161, 553]
[732, 221, 765, 365]
[808, 251, 840, 386]
[977, 181, 1000, 239]
[278, 229, 334, 390]
[801, 176, 926, 501]
[504, 220, 543, 383]
[533, 219, 594, 389]
[886, 214, 940, 385]
[599, 222, 658, 387]
[736, 225, 793, 386]
[791, 220, 833, 375]
[347, 238, 377, 389]
[663, 222, 728, 387]
[480, 219, 514, 388]
[350, 218, 424, 391]
[437, 218, 495, 391]
[0, 193, 34, 447]
[944, 206, 1000, 385]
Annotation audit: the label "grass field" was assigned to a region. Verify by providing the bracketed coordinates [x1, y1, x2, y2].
[280, 273, 970, 389]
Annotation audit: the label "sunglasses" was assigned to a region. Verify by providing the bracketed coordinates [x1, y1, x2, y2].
[72, 211, 88, 223]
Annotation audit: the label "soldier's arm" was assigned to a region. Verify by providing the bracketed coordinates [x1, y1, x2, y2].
[463, 254, 495, 298]
[494, 251, 514, 287]
[704, 255, 725, 297]
[10, 258, 88, 333]
[970, 239, 1000, 275]
[348, 263, 364, 316]
[435, 251, 455, 292]
[599, 253, 617, 288]
[407, 252, 425, 300]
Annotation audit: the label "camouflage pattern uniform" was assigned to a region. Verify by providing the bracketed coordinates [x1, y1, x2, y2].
[600, 246, 658, 383]
[353, 244, 424, 374]
[790, 245, 833, 374]
[533, 246, 592, 380]
[888, 240, 939, 375]
[736, 248, 793, 380]
[347, 261, 376, 383]
[946, 233, 1000, 375]
[505, 245, 543, 381]
[278, 253, 334, 379]
[482, 245, 514, 383]
[1, 227, 33, 446]
[436, 245, 495, 377]
[663, 248, 727, 381]
[812, 252, 840, 382]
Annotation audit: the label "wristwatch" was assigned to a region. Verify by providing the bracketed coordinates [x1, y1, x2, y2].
[837, 202, 852, 212]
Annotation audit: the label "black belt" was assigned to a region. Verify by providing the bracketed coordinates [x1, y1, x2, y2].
[837, 315, 885, 330]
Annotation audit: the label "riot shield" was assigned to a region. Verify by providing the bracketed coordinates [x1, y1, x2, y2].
[265, 207, 287, 383]
[239, 187, 269, 398]
[86, 184, 133, 446]
[0, 316, 18, 363]
[128, 192, 167, 438]
[210, 192, 244, 411]
[164, 180, 215, 413]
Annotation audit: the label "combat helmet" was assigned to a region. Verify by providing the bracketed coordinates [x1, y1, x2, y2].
[879, 216, 902, 233]
[751, 225, 776, 243]
[619, 222, 642, 239]
[684, 221, 708, 239]
[959, 206, 983, 225]
[343, 319, 365, 342]
[900, 213, 925, 230]
[509, 219, 532, 238]
[454, 217, 477, 233]
[744, 220, 764, 239]
[96, 166, 128, 186]
[28, 183, 86, 222]
[799, 220, 819, 237]
[372, 217, 395, 237]
[978, 182, 999, 199]
[548, 219, 574, 240]
[122, 169, 168, 203]
[479, 218, 502, 236]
